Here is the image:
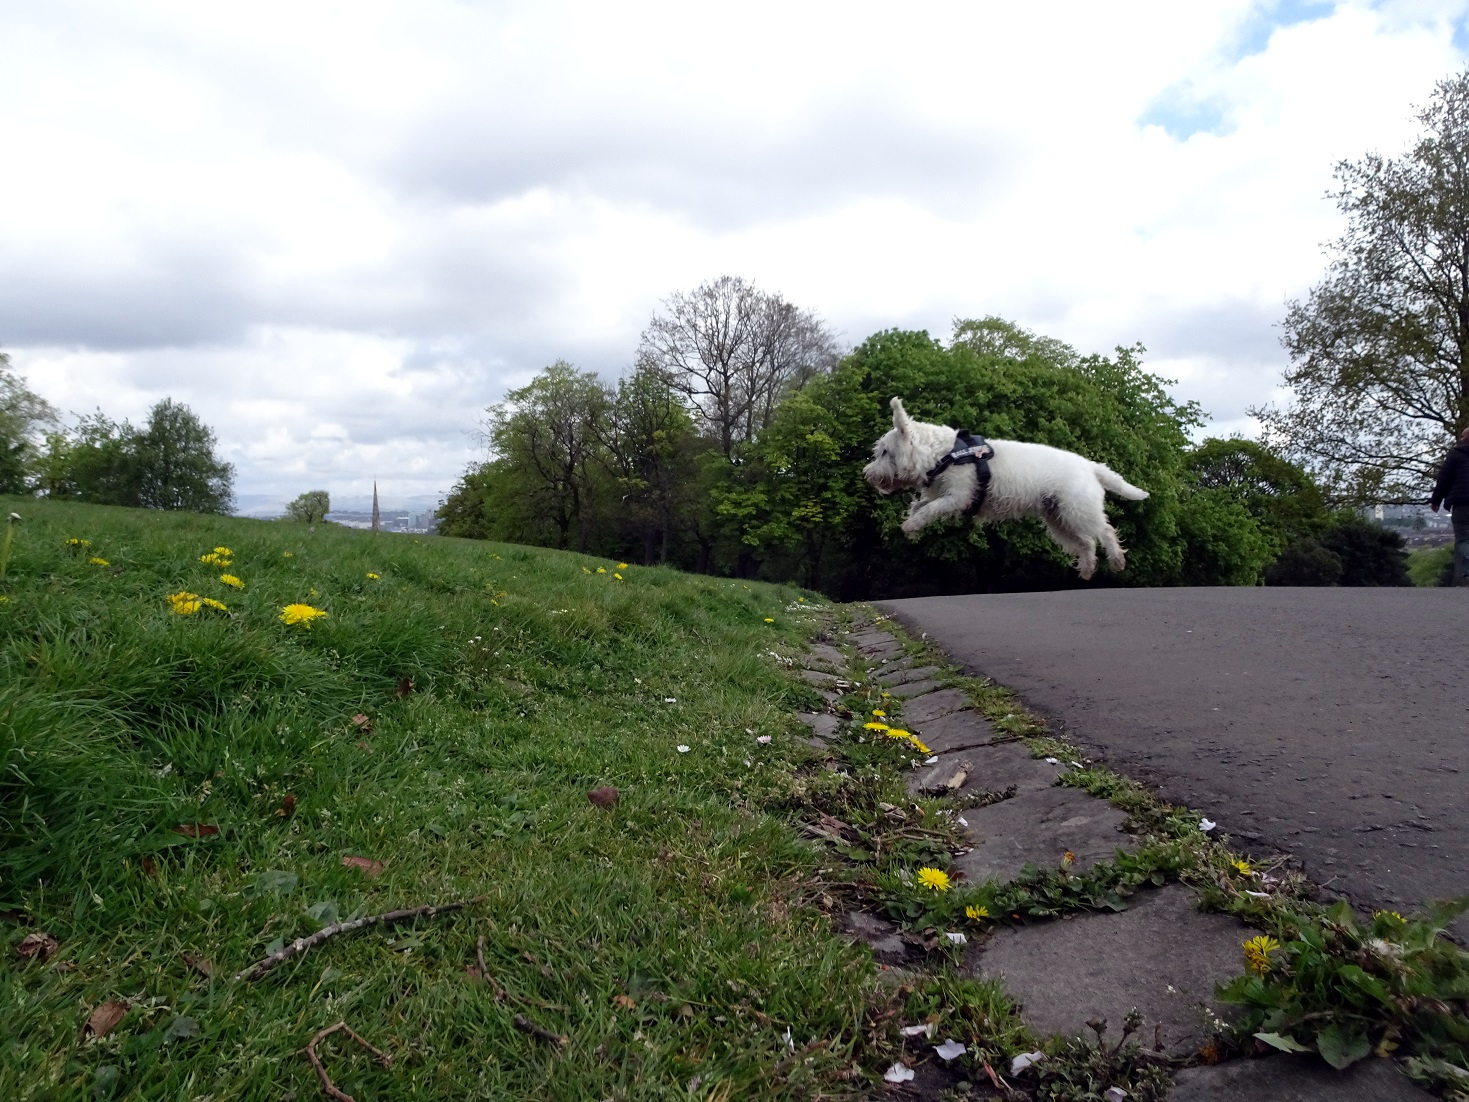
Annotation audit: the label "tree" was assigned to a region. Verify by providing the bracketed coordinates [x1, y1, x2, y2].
[1186, 438, 1330, 554]
[285, 490, 330, 524]
[638, 276, 839, 460]
[133, 399, 234, 513]
[33, 399, 233, 513]
[0, 353, 58, 493]
[595, 364, 700, 564]
[1254, 72, 1469, 504]
[485, 362, 608, 551]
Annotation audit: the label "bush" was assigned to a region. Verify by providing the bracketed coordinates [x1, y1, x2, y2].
[1407, 545, 1454, 587]
[1320, 516, 1411, 586]
[1265, 539, 1345, 586]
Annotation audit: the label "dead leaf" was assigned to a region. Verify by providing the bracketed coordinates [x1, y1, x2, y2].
[275, 794, 296, 818]
[351, 713, 373, 732]
[173, 823, 219, 839]
[16, 931, 58, 962]
[341, 854, 384, 878]
[587, 785, 619, 808]
[612, 994, 636, 1010]
[396, 677, 414, 697]
[182, 952, 214, 976]
[140, 856, 158, 878]
[85, 1000, 129, 1038]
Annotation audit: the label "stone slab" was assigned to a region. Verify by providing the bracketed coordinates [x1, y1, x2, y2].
[900, 688, 972, 726]
[870, 655, 917, 674]
[974, 884, 1249, 1056]
[861, 641, 905, 661]
[955, 785, 1133, 884]
[887, 678, 942, 699]
[906, 740, 1066, 799]
[909, 709, 998, 753]
[878, 664, 940, 686]
[805, 642, 847, 667]
[842, 911, 909, 965]
[1169, 1056, 1434, 1101]
[799, 668, 848, 688]
[796, 712, 841, 742]
[848, 630, 896, 649]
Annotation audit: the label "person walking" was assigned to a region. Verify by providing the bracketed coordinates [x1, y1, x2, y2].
[1430, 426, 1469, 585]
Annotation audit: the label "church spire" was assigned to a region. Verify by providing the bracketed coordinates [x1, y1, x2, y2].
[371, 482, 380, 533]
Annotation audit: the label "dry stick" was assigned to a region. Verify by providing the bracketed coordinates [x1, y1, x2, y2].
[512, 1014, 567, 1046]
[234, 901, 469, 982]
[304, 1021, 391, 1102]
[474, 935, 506, 1000]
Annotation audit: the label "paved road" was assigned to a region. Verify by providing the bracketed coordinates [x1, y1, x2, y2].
[877, 588, 1469, 926]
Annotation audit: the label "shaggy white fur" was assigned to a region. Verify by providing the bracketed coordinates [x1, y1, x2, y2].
[862, 397, 1149, 579]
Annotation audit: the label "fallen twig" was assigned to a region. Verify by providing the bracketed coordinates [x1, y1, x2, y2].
[304, 1021, 391, 1102]
[513, 1013, 567, 1046]
[471, 935, 506, 1000]
[235, 900, 469, 981]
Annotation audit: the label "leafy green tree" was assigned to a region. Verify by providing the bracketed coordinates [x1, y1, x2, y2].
[596, 364, 701, 564]
[33, 400, 233, 513]
[1254, 72, 1469, 504]
[1186, 438, 1330, 554]
[1320, 515, 1411, 586]
[0, 354, 58, 493]
[285, 490, 331, 524]
[485, 362, 608, 551]
[1173, 489, 1274, 586]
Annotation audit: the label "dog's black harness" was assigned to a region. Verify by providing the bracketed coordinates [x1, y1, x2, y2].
[923, 430, 995, 516]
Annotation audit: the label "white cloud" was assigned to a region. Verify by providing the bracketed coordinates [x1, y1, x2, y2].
[3, 0, 1468, 509]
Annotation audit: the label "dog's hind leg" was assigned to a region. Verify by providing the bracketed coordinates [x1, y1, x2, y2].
[1100, 523, 1126, 572]
[1044, 520, 1098, 579]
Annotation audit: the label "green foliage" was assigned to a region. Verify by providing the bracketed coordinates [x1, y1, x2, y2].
[284, 489, 330, 524]
[1408, 545, 1455, 587]
[1217, 899, 1469, 1075]
[1187, 438, 1331, 553]
[1265, 539, 1346, 586]
[1174, 489, 1274, 586]
[35, 400, 233, 513]
[1321, 515, 1412, 586]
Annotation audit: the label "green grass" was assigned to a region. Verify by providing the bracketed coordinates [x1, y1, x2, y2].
[1408, 545, 1454, 587]
[0, 497, 905, 1100]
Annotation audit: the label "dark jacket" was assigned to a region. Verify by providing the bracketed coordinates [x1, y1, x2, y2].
[1430, 441, 1469, 510]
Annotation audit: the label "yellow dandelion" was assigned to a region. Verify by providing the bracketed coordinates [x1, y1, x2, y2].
[904, 734, 931, 754]
[0, 595, 10, 603]
[872, 709, 886, 718]
[282, 551, 295, 558]
[863, 721, 890, 731]
[1232, 859, 1253, 875]
[582, 567, 591, 574]
[213, 547, 231, 555]
[88, 556, 110, 566]
[916, 867, 951, 893]
[883, 727, 910, 741]
[64, 538, 92, 550]
[219, 573, 244, 589]
[1242, 935, 1281, 975]
[797, 596, 805, 602]
[366, 572, 380, 580]
[279, 603, 328, 627]
[617, 562, 628, 569]
[199, 552, 231, 566]
[166, 591, 203, 615]
[1375, 910, 1405, 921]
[596, 567, 606, 574]
[199, 597, 228, 611]
[613, 572, 623, 580]
[965, 904, 990, 921]
[764, 617, 774, 623]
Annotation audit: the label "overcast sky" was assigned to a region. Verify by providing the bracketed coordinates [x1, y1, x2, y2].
[4, 1, 1469, 512]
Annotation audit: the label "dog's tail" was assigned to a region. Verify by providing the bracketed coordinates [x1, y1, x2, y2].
[1093, 463, 1149, 500]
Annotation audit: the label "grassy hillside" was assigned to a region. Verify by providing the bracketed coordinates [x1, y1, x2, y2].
[0, 497, 888, 1100]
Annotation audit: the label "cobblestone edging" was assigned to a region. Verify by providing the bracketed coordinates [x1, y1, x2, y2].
[791, 615, 1435, 1102]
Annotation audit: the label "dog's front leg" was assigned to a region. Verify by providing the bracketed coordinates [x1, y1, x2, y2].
[901, 489, 971, 538]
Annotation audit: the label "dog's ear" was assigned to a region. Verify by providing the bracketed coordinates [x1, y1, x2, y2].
[890, 396, 912, 435]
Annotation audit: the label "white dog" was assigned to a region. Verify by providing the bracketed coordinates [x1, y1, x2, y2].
[862, 397, 1149, 579]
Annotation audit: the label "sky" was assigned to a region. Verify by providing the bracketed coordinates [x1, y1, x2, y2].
[4, 0, 1469, 514]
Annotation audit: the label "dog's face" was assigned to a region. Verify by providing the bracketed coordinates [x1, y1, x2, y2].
[862, 397, 923, 495]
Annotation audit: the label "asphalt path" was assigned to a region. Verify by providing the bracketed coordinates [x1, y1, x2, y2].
[876, 588, 1469, 927]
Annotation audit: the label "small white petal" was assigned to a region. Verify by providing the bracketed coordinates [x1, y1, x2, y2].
[1244, 890, 1270, 898]
[1044, 757, 1059, 764]
[944, 932, 967, 945]
[934, 1039, 966, 1061]
[883, 1063, 915, 1083]
[925, 756, 939, 764]
[1010, 1051, 1045, 1074]
[783, 1026, 794, 1052]
[756, 735, 772, 744]
[957, 816, 969, 826]
[677, 745, 691, 753]
[899, 1024, 932, 1037]
[664, 697, 677, 703]
[1200, 818, 1217, 832]
[1105, 1089, 1129, 1102]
